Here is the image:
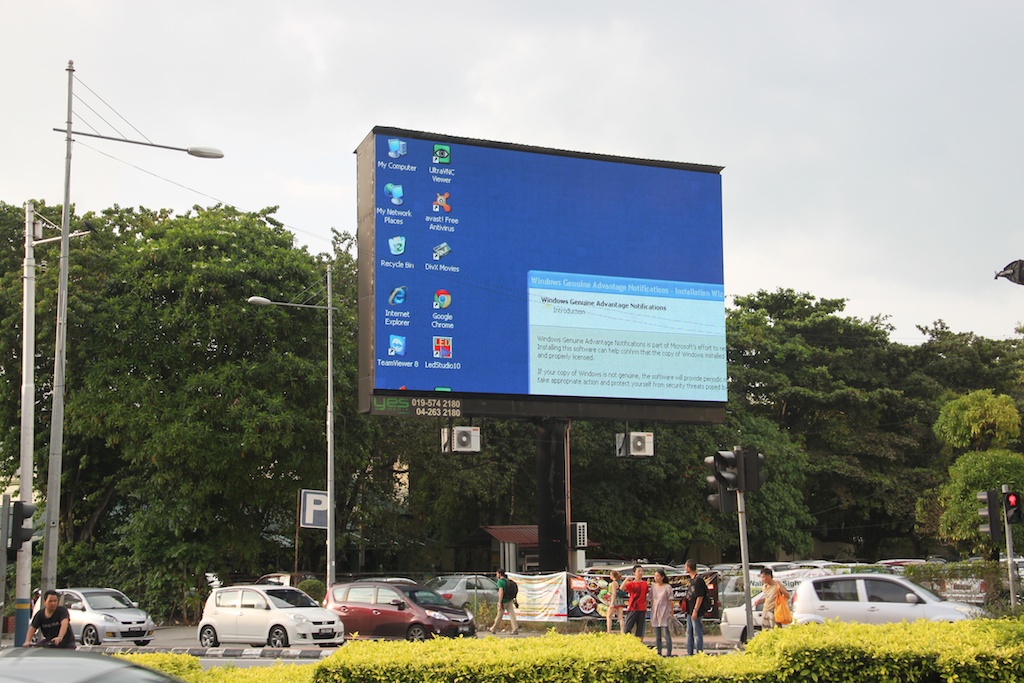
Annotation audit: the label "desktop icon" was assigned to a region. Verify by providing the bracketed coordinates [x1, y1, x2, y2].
[432, 144, 451, 164]
[432, 242, 451, 260]
[384, 183, 404, 205]
[388, 335, 406, 356]
[432, 192, 452, 212]
[388, 236, 406, 255]
[433, 289, 452, 309]
[387, 138, 408, 158]
[388, 286, 408, 305]
[433, 336, 453, 359]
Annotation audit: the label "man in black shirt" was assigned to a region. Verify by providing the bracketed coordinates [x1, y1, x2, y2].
[684, 559, 707, 655]
[24, 589, 76, 648]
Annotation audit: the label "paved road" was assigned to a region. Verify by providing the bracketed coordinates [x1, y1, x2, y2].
[2, 624, 733, 665]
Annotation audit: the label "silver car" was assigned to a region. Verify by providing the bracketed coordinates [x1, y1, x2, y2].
[720, 573, 981, 643]
[425, 574, 498, 609]
[59, 587, 156, 646]
[792, 573, 981, 624]
[198, 585, 344, 648]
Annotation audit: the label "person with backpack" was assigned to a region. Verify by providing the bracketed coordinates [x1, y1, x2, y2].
[683, 559, 708, 654]
[489, 568, 519, 634]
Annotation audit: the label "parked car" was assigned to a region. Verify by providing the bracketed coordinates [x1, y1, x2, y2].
[354, 576, 417, 585]
[720, 573, 982, 643]
[324, 580, 476, 640]
[198, 585, 344, 648]
[58, 587, 156, 646]
[425, 574, 499, 608]
[255, 572, 321, 587]
[0, 648, 183, 683]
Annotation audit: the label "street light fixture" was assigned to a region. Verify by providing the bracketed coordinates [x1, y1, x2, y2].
[247, 265, 337, 587]
[25, 60, 223, 642]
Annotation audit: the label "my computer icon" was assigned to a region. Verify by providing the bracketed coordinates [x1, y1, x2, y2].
[384, 183, 404, 206]
[388, 139, 408, 158]
[388, 335, 406, 356]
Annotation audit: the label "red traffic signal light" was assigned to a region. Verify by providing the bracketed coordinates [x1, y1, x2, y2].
[1005, 491, 1023, 524]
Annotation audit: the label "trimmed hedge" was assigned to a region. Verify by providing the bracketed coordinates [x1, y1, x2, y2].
[314, 632, 664, 683]
[119, 618, 1024, 683]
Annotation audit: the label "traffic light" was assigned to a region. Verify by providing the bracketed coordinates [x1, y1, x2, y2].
[707, 481, 737, 513]
[741, 450, 767, 493]
[706, 449, 740, 489]
[977, 489, 1005, 548]
[7, 500, 36, 562]
[1005, 491, 1023, 524]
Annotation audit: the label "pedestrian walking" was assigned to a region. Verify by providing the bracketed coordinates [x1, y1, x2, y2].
[684, 559, 707, 654]
[621, 564, 649, 639]
[753, 567, 790, 630]
[605, 570, 627, 635]
[649, 570, 673, 656]
[489, 568, 519, 634]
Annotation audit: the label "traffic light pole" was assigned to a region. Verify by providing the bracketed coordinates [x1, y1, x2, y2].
[737, 489, 754, 640]
[1003, 484, 1018, 605]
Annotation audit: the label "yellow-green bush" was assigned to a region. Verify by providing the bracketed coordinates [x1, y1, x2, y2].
[114, 618, 1024, 683]
[116, 653, 316, 683]
[114, 653, 203, 679]
[315, 632, 663, 683]
[743, 619, 1024, 683]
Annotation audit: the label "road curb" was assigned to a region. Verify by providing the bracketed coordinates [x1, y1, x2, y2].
[78, 645, 335, 659]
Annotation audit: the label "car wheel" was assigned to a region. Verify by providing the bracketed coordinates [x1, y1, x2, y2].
[268, 625, 289, 648]
[81, 625, 100, 646]
[134, 640, 151, 646]
[199, 625, 219, 647]
[406, 624, 429, 641]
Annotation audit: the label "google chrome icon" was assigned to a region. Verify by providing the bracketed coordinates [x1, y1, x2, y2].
[433, 289, 452, 309]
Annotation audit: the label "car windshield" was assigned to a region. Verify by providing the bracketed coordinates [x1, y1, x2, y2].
[426, 577, 459, 590]
[907, 581, 944, 602]
[83, 590, 134, 610]
[265, 588, 318, 608]
[402, 588, 450, 607]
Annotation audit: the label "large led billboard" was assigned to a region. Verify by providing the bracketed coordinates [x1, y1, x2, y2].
[357, 127, 725, 422]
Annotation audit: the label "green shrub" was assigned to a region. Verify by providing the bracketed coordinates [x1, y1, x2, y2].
[298, 579, 326, 604]
[314, 632, 664, 683]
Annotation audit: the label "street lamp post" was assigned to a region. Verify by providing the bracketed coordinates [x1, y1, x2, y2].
[28, 60, 223, 640]
[247, 265, 336, 586]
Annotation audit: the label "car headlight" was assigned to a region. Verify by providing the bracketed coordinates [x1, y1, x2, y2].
[287, 613, 311, 625]
[101, 614, 118, 623]
[425, 610, 450, 621]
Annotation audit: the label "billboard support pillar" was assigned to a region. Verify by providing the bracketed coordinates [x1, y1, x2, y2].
[536, 419, 568, 572]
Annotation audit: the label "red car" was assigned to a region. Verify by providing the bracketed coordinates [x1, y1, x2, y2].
[324, 581, 476, 640]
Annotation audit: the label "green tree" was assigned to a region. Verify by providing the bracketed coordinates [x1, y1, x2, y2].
[933, 449, 1024, 555]
[933, 389, 1021, 451]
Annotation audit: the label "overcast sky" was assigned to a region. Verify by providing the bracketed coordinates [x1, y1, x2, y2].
[5, 1, 1023, 343]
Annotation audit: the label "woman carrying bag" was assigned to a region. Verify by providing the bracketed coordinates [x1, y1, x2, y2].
[753, 567, 791, 629]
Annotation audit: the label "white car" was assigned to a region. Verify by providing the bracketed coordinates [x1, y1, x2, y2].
[198, 585, 344, 648]
[59, 588, 156, 646]
[720, 573, 982, 643]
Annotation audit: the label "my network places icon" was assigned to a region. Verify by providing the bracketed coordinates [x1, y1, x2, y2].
[433, 336, 452, 358]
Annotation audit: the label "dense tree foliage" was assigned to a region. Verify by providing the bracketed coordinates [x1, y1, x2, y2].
[2, 201, 1024, 620]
